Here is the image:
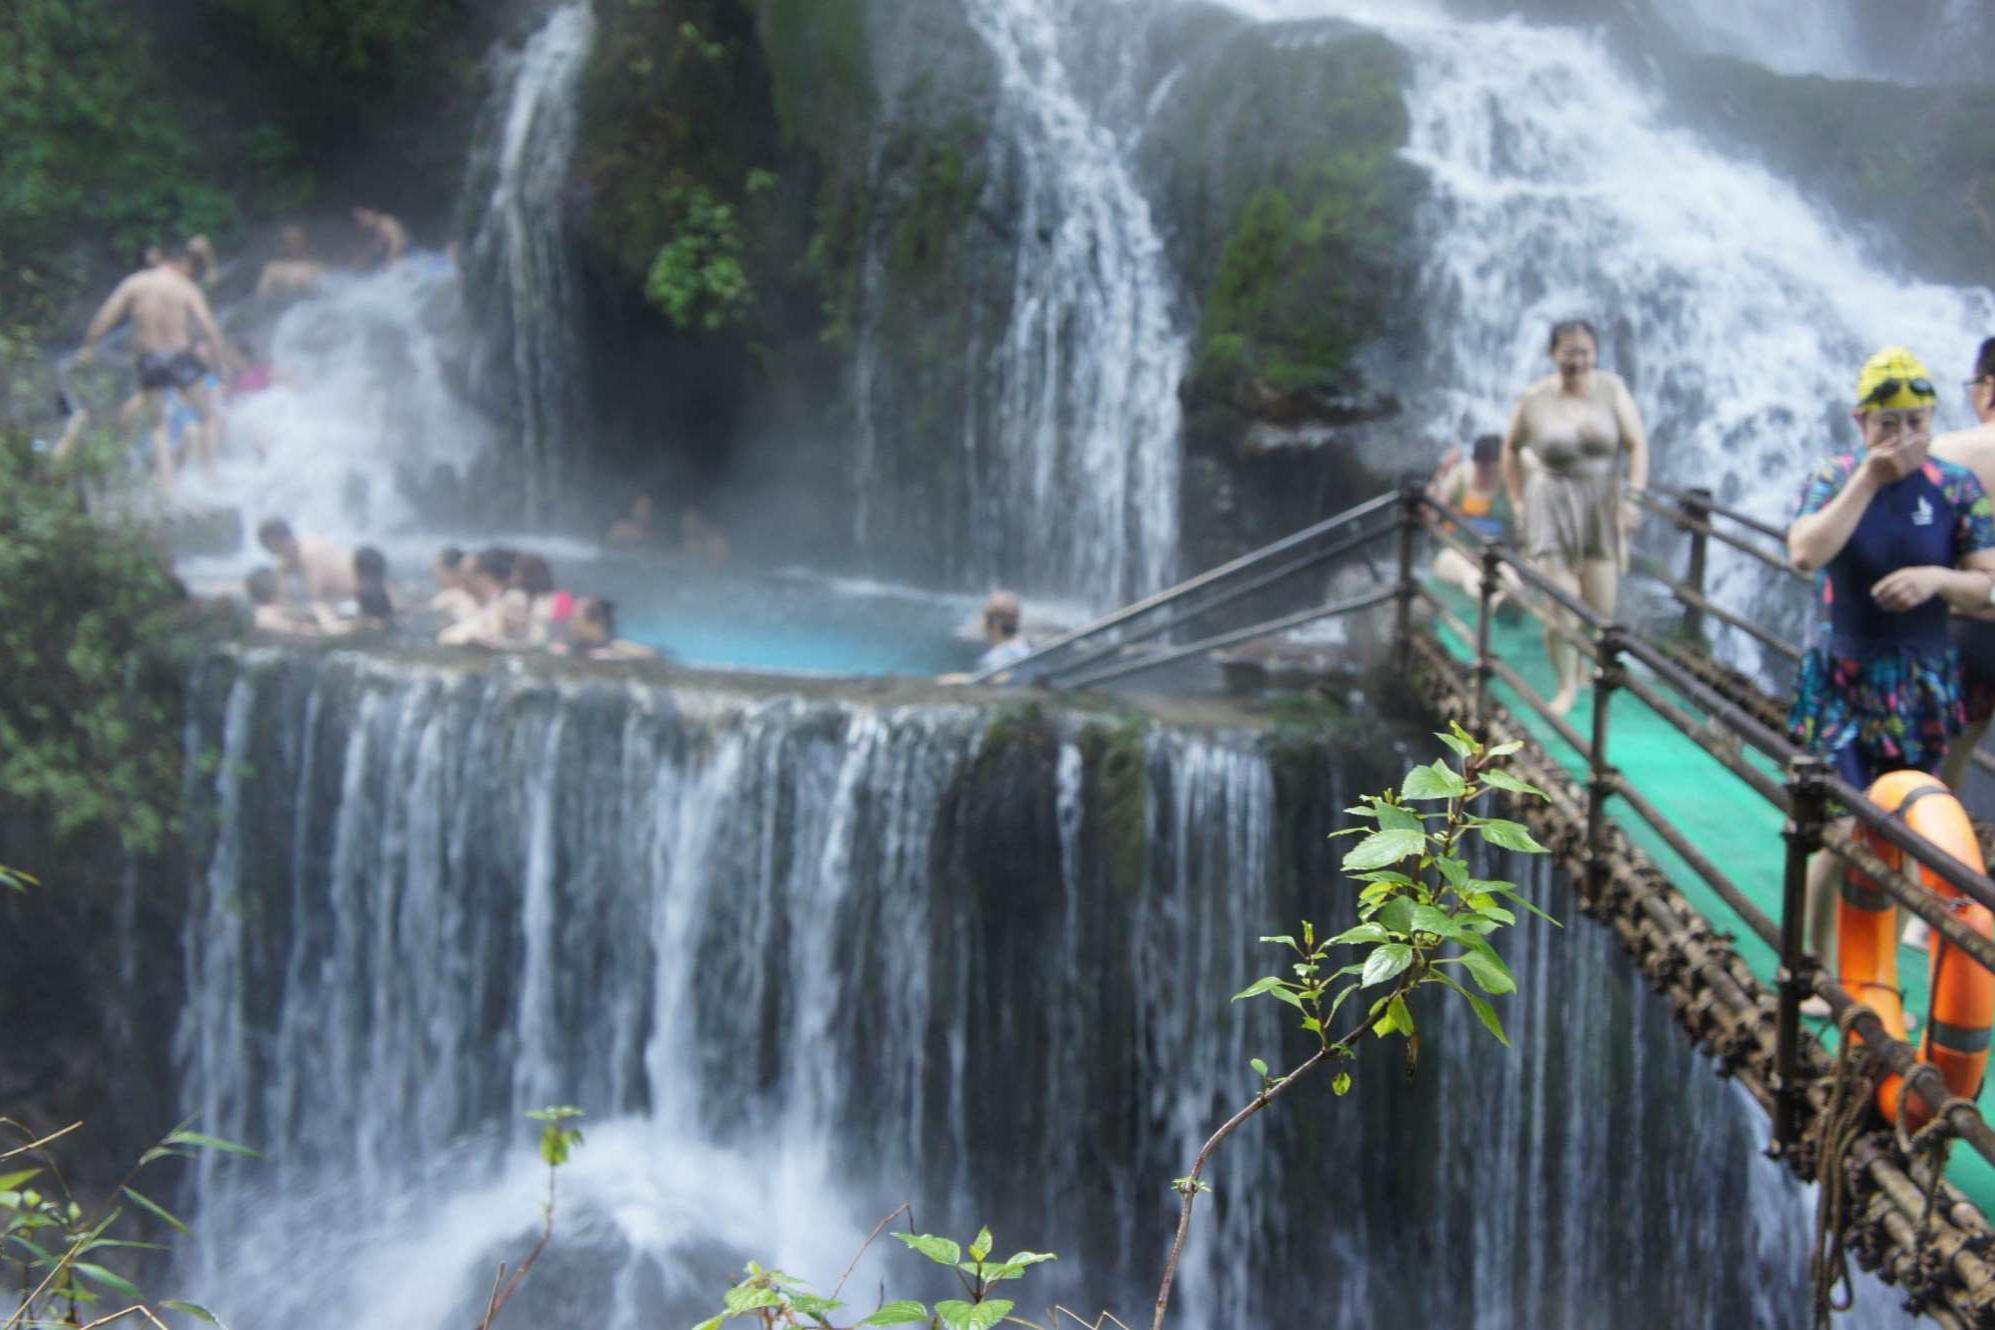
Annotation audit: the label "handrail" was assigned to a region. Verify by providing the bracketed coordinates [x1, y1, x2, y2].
[1650, 481, 1789, 543]
[1058, 585, 1399, 690]
[1037, 520, 1391, 684]
[1395, 481, 1995, 1186]
[966, 488, 1402, 683]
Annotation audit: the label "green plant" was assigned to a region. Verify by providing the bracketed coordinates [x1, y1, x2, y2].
[473, 1107, 586, 1330]
[0, 426, 210, 858]
[644, 184, 756, 332]
[693, 1222, 1057, 1330]
[688, 729, 1550, 1330]
[1151, 723, 1551, 1325]
[1, 1117, 257, 1329]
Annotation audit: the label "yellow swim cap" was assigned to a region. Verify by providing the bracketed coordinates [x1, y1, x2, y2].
[1855, 346, 1938, 411]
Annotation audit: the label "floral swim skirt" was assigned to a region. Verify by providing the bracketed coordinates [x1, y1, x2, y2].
[1786, 642, 1964, 788]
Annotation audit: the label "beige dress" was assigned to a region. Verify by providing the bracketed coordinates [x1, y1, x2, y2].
[1518, 373, 1625, 564]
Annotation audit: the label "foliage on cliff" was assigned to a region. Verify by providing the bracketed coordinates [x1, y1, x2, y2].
[211, 0, 459, 79]
[1141, 21, 1420, 403]
[0, 1, 238, 328]
[0, 430, 203, 857]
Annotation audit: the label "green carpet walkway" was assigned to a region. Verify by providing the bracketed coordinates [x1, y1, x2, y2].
[1426, 585, 1995, 1213]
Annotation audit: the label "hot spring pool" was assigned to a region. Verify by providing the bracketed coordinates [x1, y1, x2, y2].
[574, 559, 991, 677]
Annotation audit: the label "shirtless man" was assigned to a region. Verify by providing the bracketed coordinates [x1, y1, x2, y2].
[256, 226, 325, 300]
[257, 517, 359, 608]
[77, 246, 227, 490]
[352, 208, 409, 268]
[1932, 336, 1995, 789]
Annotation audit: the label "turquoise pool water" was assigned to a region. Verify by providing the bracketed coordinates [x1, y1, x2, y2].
[577, 558, 986, 678]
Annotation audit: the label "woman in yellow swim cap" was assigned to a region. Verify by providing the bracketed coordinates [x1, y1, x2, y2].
[1786, 346, 1995, 960]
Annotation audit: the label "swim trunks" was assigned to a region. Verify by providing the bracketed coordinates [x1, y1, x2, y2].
[137, 350, 208, 392]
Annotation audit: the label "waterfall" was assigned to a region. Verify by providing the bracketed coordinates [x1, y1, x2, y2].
[858, 0, 1189, 605]
[1657, 0, 1980, 84]
[1224, 0, 1995, 661]
[463, 1, 599, 525]
[158, 649, 1887, 1327]
[177, 259, 492, 547]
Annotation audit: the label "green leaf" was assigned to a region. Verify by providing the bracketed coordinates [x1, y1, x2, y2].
[1435, 730, 1473, 759]
[73, 1260, 146, 1302]
[1401, 761, 1467, 801]
[1477, 819, 1547, 854]
[724, 1284, 784, 1315]
[162, 1131, 263, 1160]
[1375, 896, 1416, 937]
[936, 1298, 1014, 1330]
[1269, 985, 1308, 1011]
[1259, 934, 1296, 949]
[859, 1303, 931, 1326]
[0, 1170, 41, 1193]
[969, 1226, 993, 1262]
[1488, 740, 1522, 757]
[1409, 905, 1462, 939]
[791, 1292, 842, 1317]
[1332, 1070, 1353, 1096]
[118, 1187, 188, 1235]
[163, 1302, 229, 1327]
[1250, 1057, 1269, 1078]
[1343, 828, 1427, 871]
[1480, 770, 1548, 799]
[1232, 976, 1286, 1002]
[894, 1232, 962, 1267]
[1465, 991, 1511, 1046]
[1374, 803, 1426, 832]
[1362, 944, 1413, 987]
[1479, 883, 1563, 926]
[1326, 923, 1387, 947]
[1373, 993, 1415, 1039]
[1436, 855, 1470, 890]
[977, 1250, 1059, 1281]
[1457, 947, 1515, 995]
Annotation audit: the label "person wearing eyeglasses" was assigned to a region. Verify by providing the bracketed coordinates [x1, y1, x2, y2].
[1786, 346, 1995, 963]
[1931, 338, 1995, 791]
[1499, 318, 1652, 715]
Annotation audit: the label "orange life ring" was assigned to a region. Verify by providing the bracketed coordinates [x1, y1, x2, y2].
[1837, 770, 1994, 1128]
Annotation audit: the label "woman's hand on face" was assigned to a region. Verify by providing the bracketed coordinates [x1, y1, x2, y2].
[1871, 565, 1946, 612]
[1862, 430, 1931, 487]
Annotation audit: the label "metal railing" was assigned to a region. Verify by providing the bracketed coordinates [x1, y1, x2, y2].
[1412, 485, 1995, 1172]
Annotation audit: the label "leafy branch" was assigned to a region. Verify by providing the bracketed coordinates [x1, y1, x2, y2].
[1149, 724, 1552, 1330]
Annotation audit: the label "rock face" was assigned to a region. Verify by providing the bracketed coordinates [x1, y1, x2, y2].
[563, 0, 1424, 595]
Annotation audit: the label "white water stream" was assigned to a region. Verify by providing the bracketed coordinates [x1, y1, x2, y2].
[1227, 0, 1995, 659]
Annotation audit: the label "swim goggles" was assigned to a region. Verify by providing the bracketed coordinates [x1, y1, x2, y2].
[1857, 376, 1936, 409]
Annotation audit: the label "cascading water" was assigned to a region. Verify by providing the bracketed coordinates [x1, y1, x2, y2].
[1658, 0, 1981, 85]
[1225, 0, 1995, 661]
[462, 1, 599, 525]
[160, 649, 1895, 1327]
[178, 260, 492, 545]
[859, 0, 1188, 605]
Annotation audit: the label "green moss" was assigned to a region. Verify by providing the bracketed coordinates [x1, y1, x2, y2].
[755, 0, 873, 161]
[1080, 716, 1152, 899]
[1196, 140, 1415, 395]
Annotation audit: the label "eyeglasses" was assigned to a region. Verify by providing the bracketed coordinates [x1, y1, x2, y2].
[1858, 376, 1936, 408]
[1968, 376, 1994, 392]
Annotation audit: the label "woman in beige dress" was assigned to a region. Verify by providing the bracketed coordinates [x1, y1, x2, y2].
[1500, 319, 1651, 714]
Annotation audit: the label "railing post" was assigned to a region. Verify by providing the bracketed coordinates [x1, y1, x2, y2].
[1772, 753, 1828, 1159]
[1472, 543, 1500, 737]
[1394, 478, 1422, 668]
[1586, 624, 1625, 900]
[1681, 486, 1713, 641]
